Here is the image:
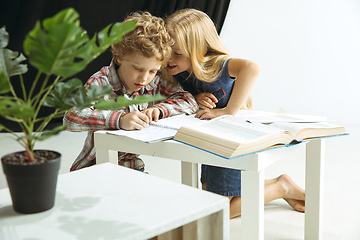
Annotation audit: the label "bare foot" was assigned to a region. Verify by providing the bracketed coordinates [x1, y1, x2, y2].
[284, 198, 305, 212]
[277, 174, 305, 212]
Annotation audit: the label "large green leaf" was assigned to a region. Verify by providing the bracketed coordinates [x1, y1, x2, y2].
[94, 95, 165, 110]
[90, 20, 137, 58]
[23, 8, 137, 78]
[23, 19, 89, 77]
[0, 26, 27, 78]
[64, 84, 114, 111]
[43, 78, 83, 110]
[0, 97, 35, 120]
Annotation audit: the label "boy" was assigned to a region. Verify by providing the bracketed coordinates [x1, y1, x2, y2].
[64, 12, 198, 171]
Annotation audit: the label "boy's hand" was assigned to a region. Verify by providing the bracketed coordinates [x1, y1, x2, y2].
[195, 93, 217, 110]
[119, 111, 150, 130]
[142, 107, 161, 122]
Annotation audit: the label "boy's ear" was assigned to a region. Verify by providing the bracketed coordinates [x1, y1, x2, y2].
[114, 56, 122, 65]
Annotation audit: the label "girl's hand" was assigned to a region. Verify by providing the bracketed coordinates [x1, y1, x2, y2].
[195, 108, 230, 120]
[195, 93, 218, 110]
[142, 107, 161, 122]
[119, 111, 150, 130]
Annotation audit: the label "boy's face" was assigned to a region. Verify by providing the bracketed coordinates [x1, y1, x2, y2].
[117, 53, 162, 94]
[166, 40, 192, 76]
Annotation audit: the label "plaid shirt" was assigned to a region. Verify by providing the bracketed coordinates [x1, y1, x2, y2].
[64, 60, 198, 171]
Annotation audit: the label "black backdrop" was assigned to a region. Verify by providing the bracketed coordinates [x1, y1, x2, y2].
[0, 0, 231, 131]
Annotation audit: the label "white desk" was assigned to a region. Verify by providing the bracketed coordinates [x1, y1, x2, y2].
[94, 131, 326, 240]
[0, 163, 229, 240]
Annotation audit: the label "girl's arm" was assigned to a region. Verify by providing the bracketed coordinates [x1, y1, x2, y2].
[150, 77, 199, 118]
[195, 58, 260, 119]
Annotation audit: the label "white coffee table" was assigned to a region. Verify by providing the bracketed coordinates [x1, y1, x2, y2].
[0, 163, 229, 240]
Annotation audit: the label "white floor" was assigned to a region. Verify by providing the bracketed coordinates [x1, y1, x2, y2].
[1, 124, 359, 239]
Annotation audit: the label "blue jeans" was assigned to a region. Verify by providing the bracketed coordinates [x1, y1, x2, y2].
[201, 164, 241, 196]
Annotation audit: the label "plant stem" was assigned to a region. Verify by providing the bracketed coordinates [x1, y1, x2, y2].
[19, 74, 27, 102]
[36, 109, 60, 134]
[28, 71, 42, 103]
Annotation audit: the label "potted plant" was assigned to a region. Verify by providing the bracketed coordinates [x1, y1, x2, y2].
[0, 8, 163, 214]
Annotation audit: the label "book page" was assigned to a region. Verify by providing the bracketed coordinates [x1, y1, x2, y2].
[235, 110, 328, 123]
[183, 116, 290, 143]
[269, 121, 347, 141]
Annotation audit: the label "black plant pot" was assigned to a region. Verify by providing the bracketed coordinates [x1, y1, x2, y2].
[1, 150, 61, 214]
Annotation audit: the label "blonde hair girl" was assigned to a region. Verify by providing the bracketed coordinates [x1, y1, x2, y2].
[165, 9, 306, 219]
[165, 8, 259, 120]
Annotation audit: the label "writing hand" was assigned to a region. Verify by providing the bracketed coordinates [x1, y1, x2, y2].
[142, 107, 161, 123]
[119, 111, 150, 130]
[195, 93, 218, 110]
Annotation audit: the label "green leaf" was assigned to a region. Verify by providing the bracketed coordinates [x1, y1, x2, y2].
[36, 124, 68, 141]
[0, 97, 35, 120]
[19, 124, 67, 142]
[24, 21, 89, 77]
[0, 26, 9, 49]
[0, 71, 11, 94]
[90, 20, 137, 58]
[23, 8, 136, 78]
[0, 27, 28, 78]
[43, 78, 83, 110]
[64, 85, 113, 111]
[94, 95, 165, 110]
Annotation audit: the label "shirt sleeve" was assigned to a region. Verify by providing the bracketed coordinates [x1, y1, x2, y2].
[151, 77, 199, 118]
[63, 70, 124, 132]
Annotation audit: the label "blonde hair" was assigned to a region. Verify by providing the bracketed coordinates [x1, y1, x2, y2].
[165, 8, 231, 82]
[112, 12, 173, 66]
[165, 8, 253, 109]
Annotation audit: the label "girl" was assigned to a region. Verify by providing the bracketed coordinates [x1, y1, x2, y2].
[164, 8, 305, 219]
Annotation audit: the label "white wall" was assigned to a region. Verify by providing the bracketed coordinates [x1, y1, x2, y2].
[220, 0, 360, 125]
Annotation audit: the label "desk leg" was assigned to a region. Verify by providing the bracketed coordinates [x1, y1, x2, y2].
[241, 170, 264, 240]
[181, 162, 198, 188]
[305, 139, 324, 240]
[96, 148, 118, 165]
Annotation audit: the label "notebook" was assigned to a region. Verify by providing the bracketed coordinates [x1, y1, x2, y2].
[106, 114, 204, 143]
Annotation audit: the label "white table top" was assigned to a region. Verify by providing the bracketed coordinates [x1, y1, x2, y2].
[0, 163, 229, 240]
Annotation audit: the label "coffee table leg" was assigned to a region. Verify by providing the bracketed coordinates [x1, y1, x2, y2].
[241, 170, 264, 240]
[305, 139, 324, 240]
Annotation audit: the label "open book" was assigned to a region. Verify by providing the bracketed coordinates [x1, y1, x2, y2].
[173, 115, 348, 158]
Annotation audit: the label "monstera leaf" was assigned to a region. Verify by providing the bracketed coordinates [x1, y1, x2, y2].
[95, 95, 166, 110]
[23, 8, 136, 78]
[43, 78, 84, 110]
[0, 27, 27, 95]
[0, 97, 35, 120]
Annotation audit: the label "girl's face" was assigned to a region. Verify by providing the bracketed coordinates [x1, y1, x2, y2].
[166, 40, 192, 75]
[116, 52, 161, 94]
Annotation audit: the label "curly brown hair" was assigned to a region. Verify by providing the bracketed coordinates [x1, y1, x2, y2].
[111, 12, 173, 66]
